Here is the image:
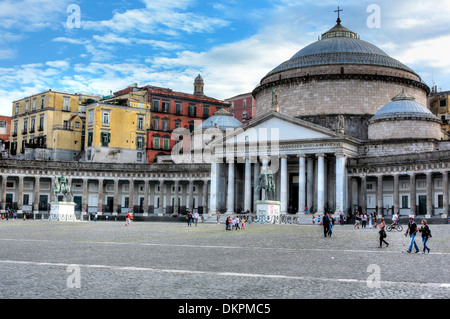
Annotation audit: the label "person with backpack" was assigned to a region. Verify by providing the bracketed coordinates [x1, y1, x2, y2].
[404, 217, 419, 253]
[419, 219, 431, 253]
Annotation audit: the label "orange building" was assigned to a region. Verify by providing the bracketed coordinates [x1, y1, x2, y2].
[0, 116, 11, 157]
[105, 75, 230, 163]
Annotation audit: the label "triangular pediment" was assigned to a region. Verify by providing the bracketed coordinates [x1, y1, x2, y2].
[222, 111, 341, 144]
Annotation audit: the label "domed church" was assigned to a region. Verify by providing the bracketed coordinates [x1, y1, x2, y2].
[207, 14, 450, 220]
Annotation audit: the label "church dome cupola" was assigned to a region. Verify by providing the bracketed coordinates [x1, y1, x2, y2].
[194, 74, 205, 96]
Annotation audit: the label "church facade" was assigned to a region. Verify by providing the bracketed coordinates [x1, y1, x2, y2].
[207, 19, 450, 219]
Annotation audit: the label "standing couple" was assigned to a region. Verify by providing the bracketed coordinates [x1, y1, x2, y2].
[322, 212, 335, 237]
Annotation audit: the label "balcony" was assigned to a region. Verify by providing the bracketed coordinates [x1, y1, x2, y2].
[22, 129, 28, 135]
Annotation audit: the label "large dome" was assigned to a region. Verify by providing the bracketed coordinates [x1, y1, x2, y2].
[252, 19, 429, 119]
[197, 108, 242, 130]
[266, 36, 416, 78]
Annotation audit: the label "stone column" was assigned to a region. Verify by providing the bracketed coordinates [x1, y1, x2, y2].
[113, 179, 119, 216]
[393, 174, 399, 215]
[17, 176, 24, 215]
[226, 160, 235, 214]
[377, 175, 383, 216]
[128, 179, 134, 214]
[143, 179, 149, 216]
[280, 155, 288, 214]
[426, 172, 433, 217]
[201, 180, 208, 215]
[253, 160, 260, 207]
[209, 162, 218, 215]
[335, 153, 346, 214]
[360, 175, 367, 214]
[158, 180, 164, 216]
[50, 176, 56, 203]
[298, 154, 306, 214]
[443, 171, 448, 218]
[410, 173, 416, 216]
[173, 180, 179, 215]
[306, 156, 314, 212]
[317, 153, 325, 214]
[244, 158, 252, 212]
[188, 180, 194, 212]
[33, 176, 40, 215]
[1, 176, 7, 213]
[82, 178, 88, 216]
[166, 181, 172, 215]
[97, 178, 104, 214]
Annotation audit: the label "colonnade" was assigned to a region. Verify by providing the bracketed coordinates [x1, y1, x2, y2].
[209, 152, 348, 215]
[0, 174, 209, 216]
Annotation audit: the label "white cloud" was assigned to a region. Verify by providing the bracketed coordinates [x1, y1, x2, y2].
[82, 0, 229, 35]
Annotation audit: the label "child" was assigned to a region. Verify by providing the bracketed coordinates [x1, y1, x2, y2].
[241, 217, 246, 229]
[312, 215, 315, 225]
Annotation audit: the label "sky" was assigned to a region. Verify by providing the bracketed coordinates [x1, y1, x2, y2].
[1, 0, 450, 116]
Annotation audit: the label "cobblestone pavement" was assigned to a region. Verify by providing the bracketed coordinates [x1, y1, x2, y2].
[0, 219, 449, 300]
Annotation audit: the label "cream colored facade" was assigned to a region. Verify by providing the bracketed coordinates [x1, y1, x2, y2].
[10, 90, 99, 161]
[84, 101, 151, 163]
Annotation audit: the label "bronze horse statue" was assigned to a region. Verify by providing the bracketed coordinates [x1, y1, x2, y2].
[255, 169, 276, 201]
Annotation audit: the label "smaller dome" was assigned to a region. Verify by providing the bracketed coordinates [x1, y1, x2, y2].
[369, 90, 439, 122]
[197, 108, 242, 130]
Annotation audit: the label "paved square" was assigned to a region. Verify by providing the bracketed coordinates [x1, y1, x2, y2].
[0, 219, 449, 300]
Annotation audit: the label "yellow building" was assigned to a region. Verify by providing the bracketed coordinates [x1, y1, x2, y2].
[84, 100, 151, 163]
[428, 87, 450, 136]
[10, 90, 99, 161]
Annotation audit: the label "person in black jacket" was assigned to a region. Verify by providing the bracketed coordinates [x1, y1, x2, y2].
[419, 219, 431, 253]
[404, 217, 419, 253]
[323, 212, 330, 237]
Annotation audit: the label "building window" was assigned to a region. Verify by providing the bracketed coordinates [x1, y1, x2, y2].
[100, 132, 111, 147]
[152, 118, 159, 130]
[23, 119, 28, 134]
[63, 97, 70, 111]
[175, 103, 181, 115]
[153, 100, 160, 112]
[440, 99, 447, 107]
[102, 111, 110, 126]
[136, 136, 144, 150]
[163, 138, 170, 150]
[39, 115, 44, 131]
[88, 110, 93, 126]
[87, 131, 93, 147]
[30, 118, 35, 132]
[13, 121, 18, 136]
[162, 118, 169, 131]
[174, 120, 181, 129]
[242, 110, 247, 120]
[401, 196, 409, 209]
[153, 136, 160, 149]
[162, 101, 170, 113]
[15, 103, 19, 115]
[32, 98, 36, 111]
[137, 152, 143, 162]
[25, 100, 29, 112]
[189, 105, 196, 117]
[41, 96, 45, 109]
[203, 107, 209, 119]
[137, 115, 145, 130]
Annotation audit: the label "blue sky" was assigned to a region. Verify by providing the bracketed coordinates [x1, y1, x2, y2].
[1, 0, 450, 116]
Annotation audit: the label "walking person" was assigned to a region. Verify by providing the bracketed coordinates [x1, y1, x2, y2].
[328, 214, 334, 237]
[419, 219, 431, 253]
[354, 212, 360, 229]
[225, 216, 231, 231]
[193, 211, 199, 227]
[378, 217, 389, 248]
[322, 212, 330, 237]
[362, 213, 367, 228]
[404, 217, 419, 253]
[125, 212, 131, 226]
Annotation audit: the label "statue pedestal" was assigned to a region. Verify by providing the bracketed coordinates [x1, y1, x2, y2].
[255, 200, 281, 224]
[50, 202, 77, 222]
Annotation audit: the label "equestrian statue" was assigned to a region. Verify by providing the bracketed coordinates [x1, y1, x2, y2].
[255, 169, 276, 201]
